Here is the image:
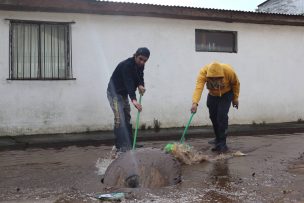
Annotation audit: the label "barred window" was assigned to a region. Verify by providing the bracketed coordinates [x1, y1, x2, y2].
[9, 20, 73, 80]
[195, 29, 237, 53]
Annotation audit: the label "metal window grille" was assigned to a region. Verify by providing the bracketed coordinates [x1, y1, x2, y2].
[9, 20, 73, 80]
[195, 29, 237, 53]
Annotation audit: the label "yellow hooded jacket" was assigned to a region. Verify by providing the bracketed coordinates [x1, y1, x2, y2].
[192, 62, 240, 104]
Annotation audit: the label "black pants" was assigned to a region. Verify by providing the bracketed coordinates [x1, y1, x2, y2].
[207, 91, 233, 147]
[107, 83, 132, 151]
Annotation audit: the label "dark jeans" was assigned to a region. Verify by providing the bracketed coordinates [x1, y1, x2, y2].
[207, 91, 233, 147]
[107, 84, 132, 151]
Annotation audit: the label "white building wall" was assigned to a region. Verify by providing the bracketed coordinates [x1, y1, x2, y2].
[0, 11, 304, 136]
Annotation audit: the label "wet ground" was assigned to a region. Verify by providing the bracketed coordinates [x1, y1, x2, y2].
[0, 133, 304, 203]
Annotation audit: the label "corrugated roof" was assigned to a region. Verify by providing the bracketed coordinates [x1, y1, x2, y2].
[96, 0, 304, 15]
[96, 0, 251, 13]
[97, 0, 203, 8]
[1, 0, 304, 26]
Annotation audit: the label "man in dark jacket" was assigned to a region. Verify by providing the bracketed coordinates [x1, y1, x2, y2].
[107, 47, 150, 152]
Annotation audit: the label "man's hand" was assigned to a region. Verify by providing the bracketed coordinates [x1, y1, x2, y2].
[132, 100, 142, 112]
[232, 100, 239, 109]
[138, 85, 146, 96]
[191, 103, 198, 113]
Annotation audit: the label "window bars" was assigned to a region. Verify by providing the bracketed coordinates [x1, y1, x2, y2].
[9, 20, 73, 80]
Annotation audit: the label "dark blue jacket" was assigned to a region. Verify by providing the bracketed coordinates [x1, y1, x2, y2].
[109, 57, 144, 100]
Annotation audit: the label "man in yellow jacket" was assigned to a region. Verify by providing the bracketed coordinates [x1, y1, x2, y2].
[191, 61, 240, 153]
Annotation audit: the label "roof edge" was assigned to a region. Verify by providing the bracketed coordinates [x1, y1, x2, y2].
[1, 0, 304, 26]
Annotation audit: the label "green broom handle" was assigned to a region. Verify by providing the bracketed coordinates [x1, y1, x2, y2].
[132, 95, 142, 150]
[180, 113, 195, 144]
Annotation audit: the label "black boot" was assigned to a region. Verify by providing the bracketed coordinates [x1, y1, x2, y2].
[208, 138, 217, 145]
[208, 137, 219, 145]
[211, 143, 228, 153]
[211, 144, 220, 152]
[211, 137, 228, 153]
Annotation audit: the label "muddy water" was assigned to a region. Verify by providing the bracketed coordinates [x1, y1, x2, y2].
[0, 134, 304, 203]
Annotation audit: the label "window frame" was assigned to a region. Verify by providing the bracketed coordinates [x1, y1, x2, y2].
[195, 29, 238, 53]
[7, 19, 75, 80]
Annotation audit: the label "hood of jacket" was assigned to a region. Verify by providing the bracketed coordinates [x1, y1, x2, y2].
[206, 62, 224, 78]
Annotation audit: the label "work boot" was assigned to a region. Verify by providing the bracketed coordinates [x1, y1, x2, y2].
[211, 143, 228, 153]
[208, 138, 217, 145]
[217, 145, 228, 153]
[211, 144, 220, 152]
